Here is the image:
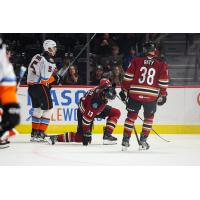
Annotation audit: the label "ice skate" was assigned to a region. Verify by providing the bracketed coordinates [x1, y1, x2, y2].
[45, 135, 58, 145]
[139, 133, 150, 150]
[0, 139, 10, 149]
[30, 130, 46, 142]
[30, 129, 39, 142]
[121, 134, 130, 151]
[0, 129, 17, 149]
[36, 131, 47, 142]
[103, 132, 117, 145]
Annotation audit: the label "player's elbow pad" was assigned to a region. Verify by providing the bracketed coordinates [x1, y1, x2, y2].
[2, 103, 20, 130]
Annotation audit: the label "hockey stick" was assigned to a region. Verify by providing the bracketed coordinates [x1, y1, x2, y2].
[114, 94, 141, 146]
[116, 94, 171, 143]
[136, 114, 170, 143]
[17, 65, 27, 88]
[17, 66, 27, 96]
[132, 125, 141, 146]
[57, 33, 97, 78]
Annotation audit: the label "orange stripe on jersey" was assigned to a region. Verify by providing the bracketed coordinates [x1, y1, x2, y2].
[0, 85, 17, 105]
[38, 124, 48, 132]
[32, 122, 40, 130]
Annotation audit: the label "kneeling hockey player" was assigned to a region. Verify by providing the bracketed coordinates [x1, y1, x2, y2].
[52, 79, 121, 146]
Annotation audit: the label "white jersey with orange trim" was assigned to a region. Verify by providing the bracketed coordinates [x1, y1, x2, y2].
[0, 45, 17, 105]
[27, 52, 57, 85]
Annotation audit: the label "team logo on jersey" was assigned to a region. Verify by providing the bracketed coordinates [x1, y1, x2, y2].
[197, 93, 200, 106]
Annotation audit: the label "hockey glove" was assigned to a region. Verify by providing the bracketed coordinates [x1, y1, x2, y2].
[82, 132, 92, 146]
[0, 103, 20, 137]
[40, 75, 59, 87]
[157, 95, 167, 106]
[119, 90, 127, 102]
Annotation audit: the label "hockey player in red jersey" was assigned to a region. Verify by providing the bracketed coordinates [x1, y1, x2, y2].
[52, 79, 121, 146]
[119, 41, 169, 150]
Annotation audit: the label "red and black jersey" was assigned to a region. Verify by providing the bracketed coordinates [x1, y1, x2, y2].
[78, 87, 108, 132]
[122, 56, 169, 102]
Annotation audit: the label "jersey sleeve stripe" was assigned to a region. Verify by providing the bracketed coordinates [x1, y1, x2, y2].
[1, 77, 16, 83]
[124, 75, 134, 81]
[40, 76, 49, 80]
[79, 100, 85, 113]
[158, 79, 169, 82]
[0, 82, 16, 86]
[125, 72, 134, 77]
[82, 116, 91, 124]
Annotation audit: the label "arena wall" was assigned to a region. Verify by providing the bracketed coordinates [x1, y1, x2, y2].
[16, 85, 200, 134]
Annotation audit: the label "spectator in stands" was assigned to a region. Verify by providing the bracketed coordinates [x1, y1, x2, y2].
[118, 33, 137, 55]
[99, 45, 123, 73]
[149, 33, 160, 41]
[103, 64, 124, 86]
[90, 65, 104, 85]
[62, 65, 82, 85]
[59, 56, 71, 73]
[123, 47, 136, 70]
[94, 33, 115, 56]
[108, 45, 123, 67]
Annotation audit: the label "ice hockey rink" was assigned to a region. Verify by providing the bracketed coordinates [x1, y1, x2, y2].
[1, 133, 200, 166]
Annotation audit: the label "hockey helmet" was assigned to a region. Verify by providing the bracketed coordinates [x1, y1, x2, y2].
[43, 40, 57, 52]
[143, 41, 156, 53]
[99, 78, 112, 87]
[103, 86, 116, 100]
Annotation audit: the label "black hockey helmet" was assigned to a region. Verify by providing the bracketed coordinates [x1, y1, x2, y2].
[102, 86, 116, 100]
[143, 41, 156, 53]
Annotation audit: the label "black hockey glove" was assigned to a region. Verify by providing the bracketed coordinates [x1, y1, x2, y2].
[157, 95, 167, 106]
[119, 90, 127, 102]
[82, 132, 92, 146]
[0, 103, 20, 137]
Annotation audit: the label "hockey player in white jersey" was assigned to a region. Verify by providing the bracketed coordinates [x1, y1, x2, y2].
[27, 40, 60, 142]
[0, 39, 20, 148]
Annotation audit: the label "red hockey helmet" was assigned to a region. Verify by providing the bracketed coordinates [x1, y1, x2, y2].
[99, 78, 112, 87]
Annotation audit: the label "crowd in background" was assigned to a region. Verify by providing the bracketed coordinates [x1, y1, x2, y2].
[1, 33, 162, 86]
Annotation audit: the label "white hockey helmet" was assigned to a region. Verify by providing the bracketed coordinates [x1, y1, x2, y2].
[43, 40, 57, 52]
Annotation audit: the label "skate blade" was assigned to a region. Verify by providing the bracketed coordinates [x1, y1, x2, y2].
[103, 140, 117, 145]
[0, 141, 10, 149]
[0, 145, 9, 149]
[37, 139, 48, 143]
[30, 138, 40, 142]
[45, 138, 55, 145]
[30, 138, 37, 142]
[30, 138, 47, 143]
[139, 145, 149, 151]
[121, 146, 128, 151]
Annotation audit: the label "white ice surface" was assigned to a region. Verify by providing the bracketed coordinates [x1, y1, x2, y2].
[1, 134, 200, 165]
